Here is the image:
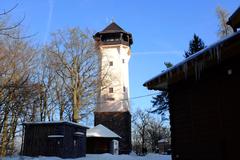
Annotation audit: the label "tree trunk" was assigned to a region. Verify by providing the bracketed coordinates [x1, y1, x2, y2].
[72, 87, 79, 122]
[31, 105, 36, 122]
[0, 119, 3, 134]
[0, 111, 9, 157]
[43, 91, 48, 121]
[72, 58, 80, 123]
[56, 89, 64, 121]
[40, 89, 44, 121]
[60, 103, 64, 121]
[9, 113, 18, 155]
[142, 136, 145, 154]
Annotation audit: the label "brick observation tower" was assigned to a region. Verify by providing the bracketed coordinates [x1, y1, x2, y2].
[93, 22, 133, 154]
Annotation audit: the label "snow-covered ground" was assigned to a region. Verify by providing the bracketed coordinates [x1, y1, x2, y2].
[4, 153, 171, 160]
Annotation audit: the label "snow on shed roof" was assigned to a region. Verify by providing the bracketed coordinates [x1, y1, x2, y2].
[87, 124, 121, 138]
[22, 121, 89, 129]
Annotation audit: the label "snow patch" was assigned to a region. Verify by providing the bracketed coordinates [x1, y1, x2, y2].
[74, 132, 85, 136]
[48, 135, 64, 138]
[5, 154, 171, 160]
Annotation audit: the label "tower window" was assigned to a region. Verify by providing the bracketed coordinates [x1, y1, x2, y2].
[122, 59, 125, 63]
[107, 97, 115, 101]
[123, 86, 126, 92]
[109, 61, 113, 66]
[109, 87, 113, 93]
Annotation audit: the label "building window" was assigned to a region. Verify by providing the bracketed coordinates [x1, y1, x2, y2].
[109, 61, 113, 66]
[122, 59, 125, 63]
[123, 86, 126, 92]
[107, 97, 115, 101]
[109, 87, 113, 93]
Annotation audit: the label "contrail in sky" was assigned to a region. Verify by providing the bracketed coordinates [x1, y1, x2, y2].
[132, 50, 182, 55]
[44, 0, 54, 44]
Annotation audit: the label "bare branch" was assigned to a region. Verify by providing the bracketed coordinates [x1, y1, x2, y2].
[0, 4, 19, 16]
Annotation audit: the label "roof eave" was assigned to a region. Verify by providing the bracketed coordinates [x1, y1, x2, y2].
[143, 31, 240, 91]
[227, 6, 240, 31]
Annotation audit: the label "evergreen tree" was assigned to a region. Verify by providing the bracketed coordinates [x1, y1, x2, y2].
[151, 91, 169, 117]
[150, 62, 173, 120]
[184, 34, 206, 58]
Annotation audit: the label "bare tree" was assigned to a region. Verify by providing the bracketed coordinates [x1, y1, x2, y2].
[132, 109, 171, 155]
[35, 50, 57, 122]
[132, 109, 151, 155]
[0, 5, 47, 156]
[147, 119, 163, 152]
[45, 28, 103, 122]
[0, 4, 27, 39]
[216, 6, 233, 38]
[0, 32, 38, 156]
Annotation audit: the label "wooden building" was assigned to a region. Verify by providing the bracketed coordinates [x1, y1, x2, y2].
[21, 121, 88, 158]
[144, 8, 240, 160]
[158, 139, 171, 155]
[86, 124, 121, 154]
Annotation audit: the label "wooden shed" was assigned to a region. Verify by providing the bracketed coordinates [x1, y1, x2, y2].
[158, 138, 171, 155]
[86, 124, 121, 154]
[144, 13, 240, 160]
[21, 121, 88, 158]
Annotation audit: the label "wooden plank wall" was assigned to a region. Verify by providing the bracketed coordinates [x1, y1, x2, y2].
[94, 112, 132, 154]
[169, 52, 240, 160]
[23, 124, 64, 157]
[22, 123, 86, 158]
[87, 137, 113, 154]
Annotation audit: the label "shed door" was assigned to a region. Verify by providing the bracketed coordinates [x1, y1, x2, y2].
[73, 136, 85, 157]
[47, 138, 63, 156]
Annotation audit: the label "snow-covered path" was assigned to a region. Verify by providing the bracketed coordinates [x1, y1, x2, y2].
[4, 153, 171, 160]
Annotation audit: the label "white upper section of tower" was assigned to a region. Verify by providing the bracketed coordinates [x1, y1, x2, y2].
[96, 44, 131, 112]
[94, 22, 133, 113]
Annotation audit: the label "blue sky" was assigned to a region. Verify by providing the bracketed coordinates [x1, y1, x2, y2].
[1, 0, 239, 115]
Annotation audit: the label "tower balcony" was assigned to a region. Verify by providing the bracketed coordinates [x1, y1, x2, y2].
[98, 39, 131, 46]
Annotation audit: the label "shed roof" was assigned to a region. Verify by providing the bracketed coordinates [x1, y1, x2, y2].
[143, 31, 240, 90]
[22, 121, 89, 129]
[87, 124, 121, 138]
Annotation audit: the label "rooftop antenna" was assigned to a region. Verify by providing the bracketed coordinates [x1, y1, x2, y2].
[111, 17, 115, 23]
[105, 17, 115, 25]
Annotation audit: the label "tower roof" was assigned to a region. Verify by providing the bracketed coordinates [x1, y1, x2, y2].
[94, 22, 133, 46]
[101, 22, 127, 34]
